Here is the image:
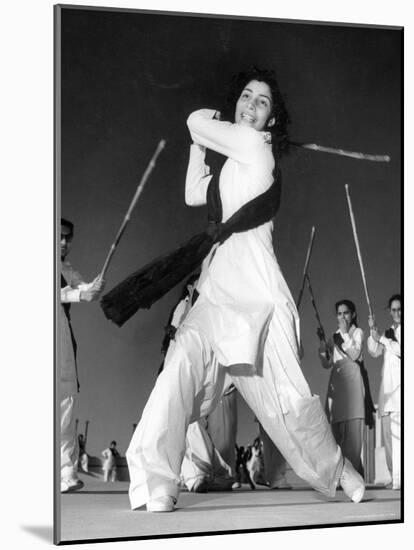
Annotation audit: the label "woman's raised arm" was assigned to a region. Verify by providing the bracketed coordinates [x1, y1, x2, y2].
[185, 143, 212, 206]
[187, 109, 264, 164]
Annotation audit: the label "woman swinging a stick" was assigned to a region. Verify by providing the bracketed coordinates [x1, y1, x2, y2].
[120, 67, 365, 512]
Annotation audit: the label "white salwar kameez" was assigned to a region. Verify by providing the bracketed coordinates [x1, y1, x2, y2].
[126, 110, 343, 509]
[368, 325, 401, 488]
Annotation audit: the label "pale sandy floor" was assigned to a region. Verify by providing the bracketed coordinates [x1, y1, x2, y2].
[59, 473, 401, 543]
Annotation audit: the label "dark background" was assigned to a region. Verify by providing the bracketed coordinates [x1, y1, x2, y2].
[60, 7, 401, 457]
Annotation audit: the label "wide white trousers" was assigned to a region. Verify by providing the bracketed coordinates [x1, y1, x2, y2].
[180, 419, 232, 490]
[126, 319, 343, 509]
[61, 395, 79, 480]
[382, 412, 401, 488]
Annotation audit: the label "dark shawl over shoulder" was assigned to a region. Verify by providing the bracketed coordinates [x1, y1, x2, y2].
[101, 169, 282, 326]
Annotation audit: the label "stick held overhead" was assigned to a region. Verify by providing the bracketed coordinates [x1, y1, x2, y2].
[344, 184, 374, 317]
[99, 139, 166, 280]
[290, 141, 391, 162]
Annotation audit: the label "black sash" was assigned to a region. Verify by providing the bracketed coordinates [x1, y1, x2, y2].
[385, 327, 397, 342]
[332, 332, 345, 352]
[101, 167, 282, 327]
[61, 274, 71, 320]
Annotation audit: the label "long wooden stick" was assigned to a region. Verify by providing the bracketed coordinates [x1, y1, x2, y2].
[99, 139, 166, 279]
[345, 184, 373, 317]
[84, 420, 89, 445]
[290, 141, 390, 162]
[305, 273, 327, 342]
[296, 226, 316, 310]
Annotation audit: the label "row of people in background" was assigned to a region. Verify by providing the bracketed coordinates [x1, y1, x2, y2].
[60, 215, 401, 496]
[317, 295, 401, 490]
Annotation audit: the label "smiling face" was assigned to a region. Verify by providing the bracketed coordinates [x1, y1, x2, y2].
[389, 299, 401, 326]
[235, 79, 275, 132]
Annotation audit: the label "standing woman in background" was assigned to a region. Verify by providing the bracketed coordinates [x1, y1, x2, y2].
[318, 299, 373, 477]
[368, 294, 401, 490]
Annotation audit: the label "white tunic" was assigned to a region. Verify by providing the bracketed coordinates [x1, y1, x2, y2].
[183, 109, 302, 373]
[368, 325, 401, 414]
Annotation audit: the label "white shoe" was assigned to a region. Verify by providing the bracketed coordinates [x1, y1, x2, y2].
[61, 477, 84, 493]
[340, 458, 365, 503]
[146, 495, 177, 512]
[232, 481, 242, 490]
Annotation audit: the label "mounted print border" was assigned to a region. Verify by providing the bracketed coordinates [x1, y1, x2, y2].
[54, 4, 403, 545]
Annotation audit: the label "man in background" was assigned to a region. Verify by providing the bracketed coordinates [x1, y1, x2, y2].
[60, 218, 105, 492]
[102, 441, 120, 482]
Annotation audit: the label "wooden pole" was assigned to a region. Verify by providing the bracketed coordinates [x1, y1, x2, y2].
[84, 420, 90, 445]
[305, 273, 327, 343]
[296, 226, 316, 310]
[344, 184, 374, 317]
[99, 139, 166, 279]
[289, 141, 390, 162]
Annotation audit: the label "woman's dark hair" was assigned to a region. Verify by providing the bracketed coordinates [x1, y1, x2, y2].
[222, 66, 291, 158]
[335, 299, 358, 327]
[388, 294, 401, 308]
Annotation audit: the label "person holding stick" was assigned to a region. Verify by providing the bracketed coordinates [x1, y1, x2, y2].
[318, 300, 374, 477]
[367, 294, 401, 490]
[60, 218, 105, 493]
[125, 67, 365, 512]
